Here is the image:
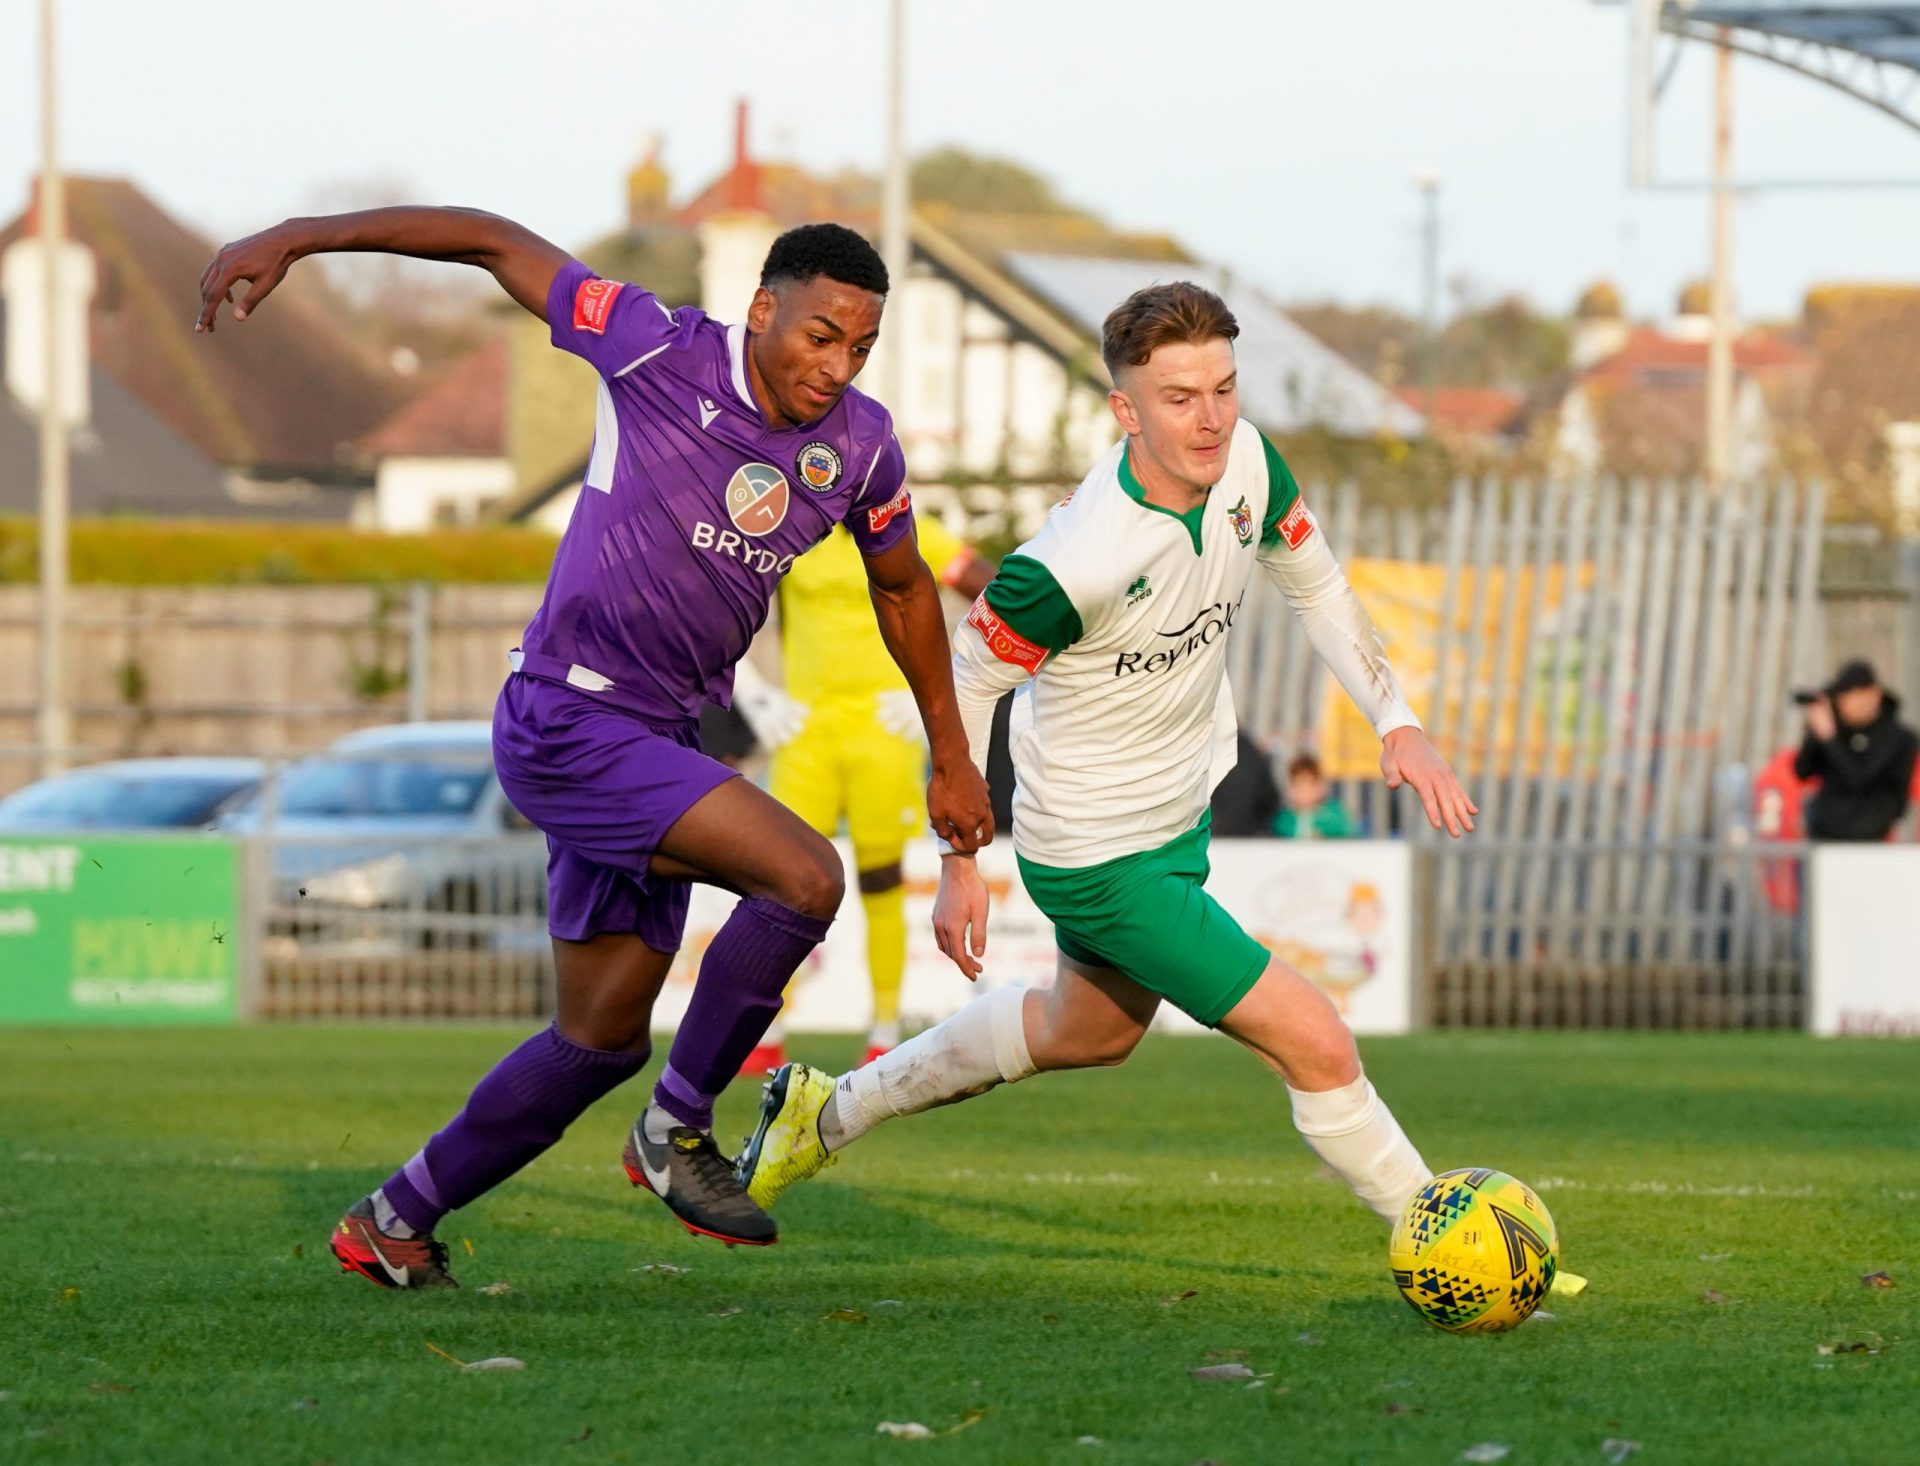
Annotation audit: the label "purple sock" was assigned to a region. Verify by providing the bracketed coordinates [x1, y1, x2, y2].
[652, 896, 832, 1130]
[380, 1024, 649, 1234]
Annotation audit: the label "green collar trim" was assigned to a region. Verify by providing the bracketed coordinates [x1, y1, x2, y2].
[1119, 445, 1207, 555]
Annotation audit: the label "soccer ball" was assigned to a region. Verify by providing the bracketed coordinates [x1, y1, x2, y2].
[1389, 1167, 1559, 1333]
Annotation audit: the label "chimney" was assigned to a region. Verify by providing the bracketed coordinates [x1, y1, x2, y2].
[728, 100, 759, 212]
[3, 184, 97, 427]
[698, 102, 779, 324]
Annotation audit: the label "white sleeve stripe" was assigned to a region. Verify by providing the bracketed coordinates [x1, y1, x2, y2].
[584, 380, 619, 493]
[613, 341, 673, 378]
[858, 432, 897, 502]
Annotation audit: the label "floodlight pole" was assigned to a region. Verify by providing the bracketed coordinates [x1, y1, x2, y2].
[1705, 29, 1735, 489]
[38, 0, 71, 776]
[879, 0, 910, 414]
[1628, 0, 1660, 187]
[1414, 173, 1441, 425]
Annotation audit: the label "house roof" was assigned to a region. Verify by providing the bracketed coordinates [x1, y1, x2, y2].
[494, 131, 1427, 522]
[0, 177, 405, 477]
[357, 335, 508, 459]
[1581, 325, 1810, 386]
[676, 161, 876, 231]
[0, 304, 352, 519]
[1003, 253, 1426, 439]
[1394, 386, 1524, 437]
[927, 205, 1188, 267]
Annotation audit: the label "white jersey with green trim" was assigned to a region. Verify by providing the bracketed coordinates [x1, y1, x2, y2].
[951, 418, 1419, 868]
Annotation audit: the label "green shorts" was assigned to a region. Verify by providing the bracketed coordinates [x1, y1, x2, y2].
[1016, 813, 1271, 1029]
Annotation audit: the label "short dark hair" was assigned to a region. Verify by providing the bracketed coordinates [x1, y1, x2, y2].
[760, 223, 889, 295]
[1101, 281, 1238, 377]
[1286, 753, 1324, 781]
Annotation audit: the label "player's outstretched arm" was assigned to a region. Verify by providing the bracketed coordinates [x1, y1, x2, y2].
[1258, 506, 1477, 837]
[195, 207, 571, 333]
[863, 534, 994, 853]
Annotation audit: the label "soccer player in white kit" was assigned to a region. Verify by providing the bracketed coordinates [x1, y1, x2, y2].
[738, 281, 1477, 1229]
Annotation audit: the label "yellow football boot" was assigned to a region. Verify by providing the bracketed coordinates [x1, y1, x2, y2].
[734, 1062, 838, 1210]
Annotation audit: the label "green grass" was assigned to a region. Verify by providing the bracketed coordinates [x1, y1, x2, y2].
[1, 1029, 1914, 1466]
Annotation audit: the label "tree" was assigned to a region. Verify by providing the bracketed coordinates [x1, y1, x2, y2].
[911, 147, 1085, 216]
[1439, 295, 1569, 390]
[1286, 294, 1567, 392]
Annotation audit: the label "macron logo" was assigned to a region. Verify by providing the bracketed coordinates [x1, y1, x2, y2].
[698, 397, 721, 431]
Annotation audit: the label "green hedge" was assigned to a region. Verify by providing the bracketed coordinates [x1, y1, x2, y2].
[0, 518, 559, 585]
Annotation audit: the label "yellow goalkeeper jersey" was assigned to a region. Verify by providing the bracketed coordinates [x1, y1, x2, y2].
[780, 517, 973, 704]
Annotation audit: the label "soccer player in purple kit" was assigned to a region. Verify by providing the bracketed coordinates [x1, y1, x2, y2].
[195, 206, 992, 1285]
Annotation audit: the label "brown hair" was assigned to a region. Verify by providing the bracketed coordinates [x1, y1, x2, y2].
[1100, 282, 1239, 377]
[1286, 753, 1324, 781]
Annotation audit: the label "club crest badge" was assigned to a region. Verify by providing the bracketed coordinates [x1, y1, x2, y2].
[1229, 495, 1254, 547]
[795, 441, 843, 492]
[725, 463, 791, 537]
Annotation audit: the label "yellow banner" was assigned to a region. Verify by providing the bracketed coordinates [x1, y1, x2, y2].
[1316, 559, 1595, 781]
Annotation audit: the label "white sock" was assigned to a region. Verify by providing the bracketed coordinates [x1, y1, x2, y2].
[1287, 1072, 1430, 1225]
[867, 1019, 901, 1050]
[642, 1103, 679, 1144]
[371, 1187, 416, 1239]
[827, 986, 1035, 1152]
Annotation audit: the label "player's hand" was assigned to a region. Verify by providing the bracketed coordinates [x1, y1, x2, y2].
[927, 758, 993, 854]
[875, 689, 925, 745]
[195, 221, 308, 333]
[734, 684, 809, 750]
[1381, 727, 1477, 838]
[932, 852, 990, 980]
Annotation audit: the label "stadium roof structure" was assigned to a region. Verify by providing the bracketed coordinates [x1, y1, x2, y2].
[1661, 2, 1920, 133]
[1003, 253, 1425, 440]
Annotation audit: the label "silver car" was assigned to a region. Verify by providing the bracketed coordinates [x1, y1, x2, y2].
[219, 723, 545, 946]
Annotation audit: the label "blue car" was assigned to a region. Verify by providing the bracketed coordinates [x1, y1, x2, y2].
[0, 757, 263, 831]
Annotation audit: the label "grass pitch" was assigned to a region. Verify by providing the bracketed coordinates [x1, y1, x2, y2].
[1, 1028, 1914, 1465]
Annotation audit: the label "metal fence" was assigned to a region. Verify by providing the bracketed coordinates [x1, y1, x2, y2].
[178, 480, 1920, 1029]
[249, 833, 553, 1020]
[0, 584, 541, 794]
[10, 477, 1914, 1030]
[234, 832, 1814, 1030]
[1232, 477, 1908, 1027]
[1424, 840, 1809, 1029]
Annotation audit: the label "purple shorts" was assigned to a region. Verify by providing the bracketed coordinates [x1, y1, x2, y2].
[493, 674, 737, 949]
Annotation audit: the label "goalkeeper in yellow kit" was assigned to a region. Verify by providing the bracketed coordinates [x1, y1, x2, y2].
[734, 516, 995, 1072]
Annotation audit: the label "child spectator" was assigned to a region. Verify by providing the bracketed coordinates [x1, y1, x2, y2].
[1274, 752, 1356, 839]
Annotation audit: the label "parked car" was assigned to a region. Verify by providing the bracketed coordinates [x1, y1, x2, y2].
[0, 757, 262, 832]
[217, 722, 544, 939]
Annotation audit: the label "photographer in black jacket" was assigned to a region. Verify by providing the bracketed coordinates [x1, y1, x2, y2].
[1793, 660, 1920, 842]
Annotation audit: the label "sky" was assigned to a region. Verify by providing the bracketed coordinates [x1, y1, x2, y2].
[6, 0, 1920, 324]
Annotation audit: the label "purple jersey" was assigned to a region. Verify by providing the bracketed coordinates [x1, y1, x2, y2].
[515, 259, 913, 724]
